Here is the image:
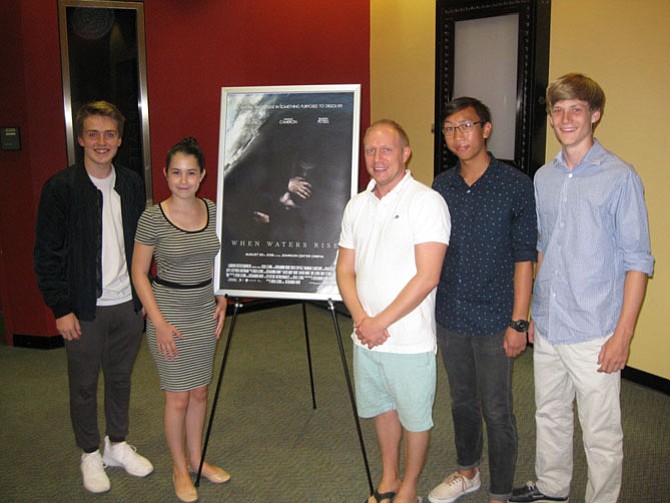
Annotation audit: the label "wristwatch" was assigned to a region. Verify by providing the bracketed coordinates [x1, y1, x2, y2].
[510, 319, 530, 332]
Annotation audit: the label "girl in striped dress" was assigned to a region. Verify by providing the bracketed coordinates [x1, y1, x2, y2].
[132, 137, 229, 502]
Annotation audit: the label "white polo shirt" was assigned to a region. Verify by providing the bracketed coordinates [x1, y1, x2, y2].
[339, 171, 451, 354]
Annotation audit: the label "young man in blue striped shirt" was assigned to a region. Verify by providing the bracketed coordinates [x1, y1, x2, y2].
[510, 73, 654, 503]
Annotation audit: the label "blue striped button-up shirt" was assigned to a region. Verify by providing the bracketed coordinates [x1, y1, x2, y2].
[531, 140, 654, 344]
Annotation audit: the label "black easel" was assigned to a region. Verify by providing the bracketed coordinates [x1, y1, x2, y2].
[196, 298, 373, 495]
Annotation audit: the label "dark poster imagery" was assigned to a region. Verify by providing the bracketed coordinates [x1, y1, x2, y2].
[215, 85, 360, 300]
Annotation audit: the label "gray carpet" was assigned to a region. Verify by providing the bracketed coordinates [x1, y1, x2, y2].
[0, 302, 668, 502]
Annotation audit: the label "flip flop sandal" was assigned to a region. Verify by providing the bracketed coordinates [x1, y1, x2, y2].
[365, 489, 397, 503]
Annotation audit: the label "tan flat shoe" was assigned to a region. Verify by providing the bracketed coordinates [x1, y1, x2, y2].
[197, 463, 231, 484]
[173, 473, 198, 502]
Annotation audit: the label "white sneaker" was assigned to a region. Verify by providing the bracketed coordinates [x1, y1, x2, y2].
[102, 436, 154, 477]
[81, 450, 111, 493]
[428, 471, 481, 503]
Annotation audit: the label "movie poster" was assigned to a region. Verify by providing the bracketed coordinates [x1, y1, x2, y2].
[214, 85, 360, 301]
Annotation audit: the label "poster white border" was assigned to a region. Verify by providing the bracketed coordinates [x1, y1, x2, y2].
[214, 84, 360, 301]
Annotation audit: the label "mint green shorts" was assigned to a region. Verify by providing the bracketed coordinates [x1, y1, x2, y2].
[353, 344, 436, 432]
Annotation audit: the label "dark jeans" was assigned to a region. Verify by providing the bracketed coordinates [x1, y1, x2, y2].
[437, 324, 517, 501]
[65, 301, 144, 451]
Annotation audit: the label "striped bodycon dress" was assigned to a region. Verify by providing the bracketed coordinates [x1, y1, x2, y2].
[135, 198, 220, 392]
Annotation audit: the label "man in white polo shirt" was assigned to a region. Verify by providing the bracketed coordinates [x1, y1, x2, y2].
[337, 119, 451, 503]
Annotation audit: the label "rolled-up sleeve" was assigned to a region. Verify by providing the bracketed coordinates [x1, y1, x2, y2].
[616, 169, 654, 276]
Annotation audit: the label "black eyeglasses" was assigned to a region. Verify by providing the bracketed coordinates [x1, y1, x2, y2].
[442, 121, 483, 136]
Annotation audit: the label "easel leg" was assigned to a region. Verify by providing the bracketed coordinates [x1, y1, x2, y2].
[196, 297, 241, 487]
[301, 301, 317, 409]
[327, 299, 374, 494]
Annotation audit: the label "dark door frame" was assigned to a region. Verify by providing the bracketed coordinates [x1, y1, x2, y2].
[434, 0, 551, 177]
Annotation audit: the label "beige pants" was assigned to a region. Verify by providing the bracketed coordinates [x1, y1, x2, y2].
[533, 331, 622, 503]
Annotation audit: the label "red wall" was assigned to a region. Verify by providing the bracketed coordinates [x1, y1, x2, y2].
[0, 0, 370, 343]
[0, 0, 65, 343]
[144, 0, 371, 201]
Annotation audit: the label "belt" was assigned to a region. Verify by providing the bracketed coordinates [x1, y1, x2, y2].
[153, 276, 212, 290]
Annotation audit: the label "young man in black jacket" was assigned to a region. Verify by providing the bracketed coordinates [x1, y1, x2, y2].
[34, 101, 153, 494]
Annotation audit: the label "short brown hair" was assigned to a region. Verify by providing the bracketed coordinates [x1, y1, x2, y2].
[546, 73, 606, 128]
[76, 101, 126, 138]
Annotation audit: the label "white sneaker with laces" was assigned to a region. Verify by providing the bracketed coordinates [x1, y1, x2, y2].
[102, 436, 154, 477]
[81, 450, 111, 493]
[428, 471, 481, 503]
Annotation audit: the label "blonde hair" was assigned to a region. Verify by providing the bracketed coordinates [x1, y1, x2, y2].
[364, 119, 410, 148]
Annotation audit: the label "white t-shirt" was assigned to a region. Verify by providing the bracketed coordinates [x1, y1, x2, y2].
[89, 167, 133, 306]
[338, 171, 451, 354]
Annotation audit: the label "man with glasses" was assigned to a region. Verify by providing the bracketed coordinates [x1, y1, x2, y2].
[510, 73, 653, 503]
[428, 97, 537, 503]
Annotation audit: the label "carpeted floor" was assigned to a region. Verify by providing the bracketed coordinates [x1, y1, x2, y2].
[0, 302, 668, 502]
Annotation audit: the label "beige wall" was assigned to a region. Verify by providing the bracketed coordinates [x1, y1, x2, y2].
[371, 0, 670, 380]
[370, 0, 436, 185]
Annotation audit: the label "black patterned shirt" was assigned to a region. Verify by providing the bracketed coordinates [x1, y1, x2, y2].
[432, 155, 537, 335]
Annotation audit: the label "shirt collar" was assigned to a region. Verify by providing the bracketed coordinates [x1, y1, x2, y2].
[554, 139, 607, 173]
[366, 169, 413, 198]
[446, 152, 497, 187]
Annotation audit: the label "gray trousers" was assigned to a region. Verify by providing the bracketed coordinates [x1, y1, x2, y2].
[65, 301, 144, 452]
[437, 324, 518, 502]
